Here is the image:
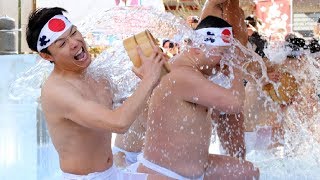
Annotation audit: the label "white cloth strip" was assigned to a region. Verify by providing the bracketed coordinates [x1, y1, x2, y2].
[196, 27, 233, 46]
[37, 15, 72, 52]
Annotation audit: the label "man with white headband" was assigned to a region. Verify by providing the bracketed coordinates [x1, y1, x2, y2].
[197, 0, 248, 160]
[26, 7, 168, 179]
[195, 16, 233, 47]
[136, 0, 259, 179]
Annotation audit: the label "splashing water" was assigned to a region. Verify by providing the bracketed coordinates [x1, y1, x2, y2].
[9, 58, 53, 103]
[78, 6, 194, 41]
[226, 37, 320, 178]
[7, 5, 320, 179]
[86, 41, 140, 107]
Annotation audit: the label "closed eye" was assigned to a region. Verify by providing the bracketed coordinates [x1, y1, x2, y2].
[71, 30, 77, 36]
[60, 41, 66, 47]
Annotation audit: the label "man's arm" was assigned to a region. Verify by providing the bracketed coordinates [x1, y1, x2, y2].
[42, 78, 153, 133]
[172, 70, 244, 114]
[200, 0, 247, 102]
[43, 49, 166, 133]
[200, 0, 226, 21]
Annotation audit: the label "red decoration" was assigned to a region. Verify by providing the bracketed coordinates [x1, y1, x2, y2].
[221, 29, 231, 43]
[48, 18, 66, 32]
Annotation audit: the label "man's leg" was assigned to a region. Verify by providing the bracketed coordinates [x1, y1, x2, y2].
[217, 113, 246, 159]
[204, 154, 259, 179]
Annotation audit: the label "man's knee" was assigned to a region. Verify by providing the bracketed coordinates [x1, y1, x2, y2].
[245, 161, 260, 179]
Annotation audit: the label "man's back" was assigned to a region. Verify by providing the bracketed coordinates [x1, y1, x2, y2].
[142, 67, 213, 178]
[41, 73, 114, 174]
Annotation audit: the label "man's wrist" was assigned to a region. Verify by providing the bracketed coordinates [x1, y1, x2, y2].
[140, 78, 155, 90]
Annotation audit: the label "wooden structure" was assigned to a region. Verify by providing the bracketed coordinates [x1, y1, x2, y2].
[163, 0, 319, 37]
[163, 0, 205, 17]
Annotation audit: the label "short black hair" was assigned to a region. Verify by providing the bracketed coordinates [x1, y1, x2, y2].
[162, 39, 170, 47]
[26, 7, 67, 54]
[245, 15, 257, 27]
[309, 39, 320, 53]
[317, 17, 320, 24]
[195, 16, 231, 30]
[284, 33, 306, 58]
[285, 35, 306, 50]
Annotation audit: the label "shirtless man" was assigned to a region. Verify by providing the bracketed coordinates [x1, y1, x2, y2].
[199, 0, 248, 159]
[137, 0, 259, 179]
[26, 7, 167, 179]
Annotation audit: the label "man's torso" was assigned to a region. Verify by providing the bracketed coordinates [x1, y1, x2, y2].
[142, 69, 212, 178]
[41, 73, 114, 174]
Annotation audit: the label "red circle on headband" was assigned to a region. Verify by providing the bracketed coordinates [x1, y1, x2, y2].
[221, 29, 231, 43]
[48, 18, 66, 32]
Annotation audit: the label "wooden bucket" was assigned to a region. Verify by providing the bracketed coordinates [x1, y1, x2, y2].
[123, 30, 170, 76]
[263, 72, 298, 104]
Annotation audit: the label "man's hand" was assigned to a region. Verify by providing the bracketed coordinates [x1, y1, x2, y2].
[132, 47, 167, 86]
[267, 71, 281, 82]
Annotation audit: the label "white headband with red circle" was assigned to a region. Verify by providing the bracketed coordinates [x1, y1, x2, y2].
[37, 15, 72, 52]
[195, 27, 233, 46]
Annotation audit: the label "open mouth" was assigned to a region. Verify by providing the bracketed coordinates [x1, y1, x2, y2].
[74, 47, 87, 61]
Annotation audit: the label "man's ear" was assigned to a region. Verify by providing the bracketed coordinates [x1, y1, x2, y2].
[39, 52, 53, 62]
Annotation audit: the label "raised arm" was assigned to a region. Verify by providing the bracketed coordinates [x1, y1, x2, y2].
[42, 49, 166, 134]
[200, 0, 227, 21]
[200, 0, 248, 46]
[200, 0, 247, 101]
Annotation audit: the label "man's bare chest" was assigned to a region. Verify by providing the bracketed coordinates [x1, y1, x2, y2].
[76, 79, 113, 107]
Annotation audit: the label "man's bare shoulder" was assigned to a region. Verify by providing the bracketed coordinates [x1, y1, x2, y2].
[158, 67, 206, 98]
[41, 75, 81, 115]
[170, 67, 205, 85]
[42, 75, 76, 96]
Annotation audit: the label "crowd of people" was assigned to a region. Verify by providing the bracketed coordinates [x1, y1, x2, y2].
[25, 0, 320, 179]
[184, 5, 320, 150]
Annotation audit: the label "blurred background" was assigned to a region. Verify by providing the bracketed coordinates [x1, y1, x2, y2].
[0, 0, 319, 54]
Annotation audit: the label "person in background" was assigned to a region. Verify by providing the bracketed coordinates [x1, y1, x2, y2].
[162, 39, 180, 57]
[245, 15, 267, 58]
[309, 18, 320, 55]
[186, 15, 200, 29]
[244, 33, 308, 151]
[313, 17, 320, 40]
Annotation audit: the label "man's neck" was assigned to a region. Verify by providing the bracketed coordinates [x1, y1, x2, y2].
[171, 53, 197, 69]
[53, 66, 87, 79]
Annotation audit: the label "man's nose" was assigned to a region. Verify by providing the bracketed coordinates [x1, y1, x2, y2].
[68, 37, 78, 49]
